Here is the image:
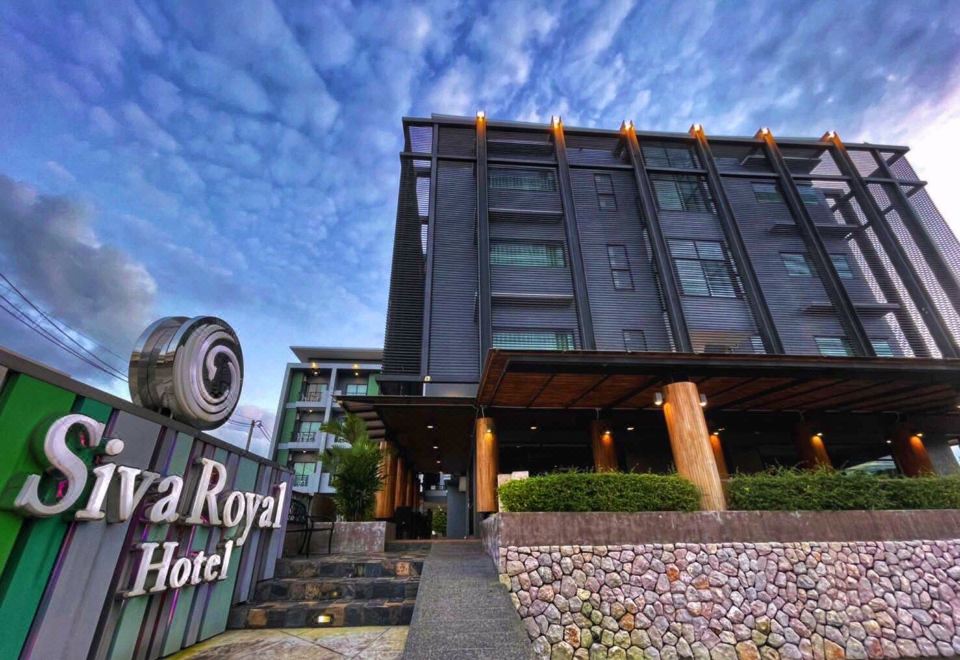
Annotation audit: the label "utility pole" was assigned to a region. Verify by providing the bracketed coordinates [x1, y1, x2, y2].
[245, 419, 256, 452]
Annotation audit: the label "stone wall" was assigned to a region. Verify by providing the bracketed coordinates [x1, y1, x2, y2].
[497, 540, 960, 660]
[482, 512, 960, 660]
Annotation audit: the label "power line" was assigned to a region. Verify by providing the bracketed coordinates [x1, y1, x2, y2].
[0, 273, 129, 379]
[0, 293, 128, 382]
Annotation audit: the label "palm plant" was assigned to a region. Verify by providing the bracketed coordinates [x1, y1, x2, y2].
[321, 413, 384, 521]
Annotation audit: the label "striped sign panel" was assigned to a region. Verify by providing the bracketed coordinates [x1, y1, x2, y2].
[0, 352, 291, 660]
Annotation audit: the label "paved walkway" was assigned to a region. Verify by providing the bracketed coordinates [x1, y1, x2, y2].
[401, 540, 533, 659]
[170, 626, 407, 659]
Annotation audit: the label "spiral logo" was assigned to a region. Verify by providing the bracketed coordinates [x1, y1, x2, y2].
[129, 317, 244, 430]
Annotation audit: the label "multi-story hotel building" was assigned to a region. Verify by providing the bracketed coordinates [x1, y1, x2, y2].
[341, 114, 960, 531]
[270, 347, 382, 499]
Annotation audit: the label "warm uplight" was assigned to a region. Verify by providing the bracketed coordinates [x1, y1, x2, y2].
[826, 130, 837, 139]
[551, 115, 561, 128]
[759, 127, 771, 135]
[621, 119, 634, 131]
[692, 123, 703, 133]
[699, 393, 708, 408]
[476, 110, 485, 120]
[654, 392, 664, 406]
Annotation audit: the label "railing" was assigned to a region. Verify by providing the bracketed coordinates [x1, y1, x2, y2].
[293, 474, 311, 487]
[293, 431, 317, 443]
[299, 390, 326, 402]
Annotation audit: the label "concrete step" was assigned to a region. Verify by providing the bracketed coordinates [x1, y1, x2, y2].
[385, 540, 434, 552]
[275, 556, 423, 579]
[229, 598, 417, 629]
[254, 576, 419, 602]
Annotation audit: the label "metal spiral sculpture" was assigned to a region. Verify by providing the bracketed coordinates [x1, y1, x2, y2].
[129, 316, 243, 429]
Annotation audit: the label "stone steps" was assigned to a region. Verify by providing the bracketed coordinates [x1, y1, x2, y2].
[229, 597, 417, 629]
[274, 556, 424, 579]
[254, 576, 419, 602]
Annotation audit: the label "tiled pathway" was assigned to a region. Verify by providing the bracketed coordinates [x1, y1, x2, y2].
[170, 626, 407, 659]
[401, 540, 533, 659]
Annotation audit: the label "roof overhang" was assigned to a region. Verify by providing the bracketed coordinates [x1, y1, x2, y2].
[478, 350, 960, 415]
[339, 396, 476, 473]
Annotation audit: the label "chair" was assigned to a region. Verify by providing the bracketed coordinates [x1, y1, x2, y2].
[286, 499, 335, 556]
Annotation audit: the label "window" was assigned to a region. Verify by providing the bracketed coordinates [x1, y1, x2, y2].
[491, 242, 565, 267]
[493, 330, 575, 351]
[781, 253, 812, 277]
[345, 383, 368, 396]
[594, 173, 617, 210]
[753, 182, 783, 203]
[797, 184, 820, 206]
[292, 462, 316, 487]
[641, 143, 698, 169]
[489, 167, 557, 192]
[830, 254, 854, 279]
[815, 336, 854, 357]
[301, 382, 328, 401]
[623, 330, 647, 352]
[651, 174, 713, 213]
[294, 421, 322, 442]
[871, 339, 895, 357]
[668, 239, 738, 298]
[607, 245, 633, 290]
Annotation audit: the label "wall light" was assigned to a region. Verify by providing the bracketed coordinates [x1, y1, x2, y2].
[759, 127, 771, 136]
[692, 123, 703, 134]
[699, 393, 708, 408]
[654, 392, 664, 406]
[621, 120, 634, 131]
[551, 115, 562, 128]
[476, 110, 485, 120]
[424, 375, 432, 382]
[317, 614, 333, 625]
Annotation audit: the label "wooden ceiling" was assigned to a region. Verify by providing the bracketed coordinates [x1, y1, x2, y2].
[478, 350, 960, 415]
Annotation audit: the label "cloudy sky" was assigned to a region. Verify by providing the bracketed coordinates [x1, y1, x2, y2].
[1, 0, 959, 454]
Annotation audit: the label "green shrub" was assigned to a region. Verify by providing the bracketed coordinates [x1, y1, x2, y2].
[431, 508, 447, 536]
[498, 471, 700, 513]
[728, 468, 960, 511]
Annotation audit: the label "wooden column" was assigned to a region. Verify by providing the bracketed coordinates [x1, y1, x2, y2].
[591, 420, 618, 472]
[374, 441, 396, 519]
[793, 422, 832, 469]
[475, 417, 499, 513]
[663, 382, 726, 511]
[709, 433, 729, 479]
[393, 455, 407, 508]
[892, 423, 935, 476]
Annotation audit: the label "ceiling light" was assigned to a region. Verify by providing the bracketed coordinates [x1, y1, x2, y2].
[626, 426, 635, 432]
[816, 432, 823, 438]
[699, 394, 708, 408]
[530, 425, 538, 431]
[427, 424, 434, 430]
[917, 432, 924, 438]
[433, 445, 439, 450]
[885, 439, 892, 445]
[436, 460, 441, 464]
[654, 392, 663, 406]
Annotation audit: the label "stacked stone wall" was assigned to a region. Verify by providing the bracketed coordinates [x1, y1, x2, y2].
[496, 540, 960, 660]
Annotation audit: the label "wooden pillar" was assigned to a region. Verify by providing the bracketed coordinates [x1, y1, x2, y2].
[393, 455, 407, 508]
[663, 382, 726, 511]
[709, 433, 729, 479]
[475, 417, 499, 513]
[793, 422, 832, 469]
[892, 423, 935, 476]
[374, 441, 396, 519]
[591, 420, 618, 472]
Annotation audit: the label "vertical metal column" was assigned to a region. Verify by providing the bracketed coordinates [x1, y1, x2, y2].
[623, 123, 693, 353]
[824, 132, 960, 358]
[553, 118, 596, 349]
[476, 115, 493, 359]
[690, 124, 784, 354]
[758, 128, 873, 356]
[420, 122, 441, 376]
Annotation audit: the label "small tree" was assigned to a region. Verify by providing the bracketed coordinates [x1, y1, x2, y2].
[321, 413, 384, 521]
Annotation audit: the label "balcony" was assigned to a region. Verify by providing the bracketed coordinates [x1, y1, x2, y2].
[294, 431, 317, 443]
[291, 471, 321, 494]
[278, 431, 325, 451]
[299, 390, 327, 403]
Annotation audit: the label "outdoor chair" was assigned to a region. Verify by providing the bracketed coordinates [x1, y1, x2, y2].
[286, 499, 334, 556]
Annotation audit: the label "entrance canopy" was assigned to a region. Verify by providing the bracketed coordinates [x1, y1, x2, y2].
[478, 350, 960, 415]
[342, 350, 960, 473]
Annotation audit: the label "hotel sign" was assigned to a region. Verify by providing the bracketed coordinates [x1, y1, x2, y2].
[12, 412, 287, 597]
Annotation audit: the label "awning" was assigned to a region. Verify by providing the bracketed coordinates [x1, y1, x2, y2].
[478, 350, 960, 415]
[339, 396, 476, 473]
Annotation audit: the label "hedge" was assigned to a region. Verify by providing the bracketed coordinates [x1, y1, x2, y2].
[727, 468, 960, 511]
[498, 471, 700, 513]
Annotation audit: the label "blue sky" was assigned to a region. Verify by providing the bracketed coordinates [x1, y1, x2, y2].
[1, 0, 959, 453]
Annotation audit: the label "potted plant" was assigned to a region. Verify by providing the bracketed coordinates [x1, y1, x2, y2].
[322, 413, 384, 521]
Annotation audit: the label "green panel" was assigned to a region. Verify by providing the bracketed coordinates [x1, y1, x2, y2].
[367, 374, 380, 396]
[279, 408, 297, 443]
[199, 456, 259, 641]
[0, 394, 110, 660]
[108, 431, 195, 660]
[0, 373, 77, 575]
[286, 371, 304, 404]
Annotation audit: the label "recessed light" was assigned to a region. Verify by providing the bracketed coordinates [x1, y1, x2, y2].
[433, 445, 439, 450]
[427, 424, 434, 430]
[317, 614, 332, 624]
[530, 425, 538, 431]
[436, 460, 441, 464]
[627, 426, 635, 431]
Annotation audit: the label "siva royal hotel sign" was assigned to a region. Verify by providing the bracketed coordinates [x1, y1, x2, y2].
[0, 317, 292, 660]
